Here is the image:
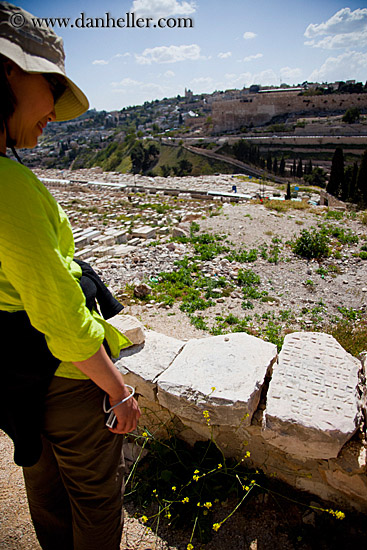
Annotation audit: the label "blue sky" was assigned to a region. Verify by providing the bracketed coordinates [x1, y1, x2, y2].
[14, 1, 367, 111]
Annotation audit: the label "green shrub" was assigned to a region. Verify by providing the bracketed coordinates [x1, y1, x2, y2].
[325, 210, 344, 220]
[292, 228, 330, 259]
[325, 224, 359, 245]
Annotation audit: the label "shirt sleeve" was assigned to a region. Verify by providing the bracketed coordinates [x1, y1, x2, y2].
[0, 162, 105, 362]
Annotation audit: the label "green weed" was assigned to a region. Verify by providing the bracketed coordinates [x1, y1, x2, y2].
[292, 227, 330, 259]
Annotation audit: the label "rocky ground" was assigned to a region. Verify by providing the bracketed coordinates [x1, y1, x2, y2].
[1, 169, 367, 549]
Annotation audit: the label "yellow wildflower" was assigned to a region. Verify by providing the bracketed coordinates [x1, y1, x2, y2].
[141, 515, 148, 523]
[193, 475, 199, 482]
[245, 486, 249, 491]
[212, 523, 221, 532]
[142, 431, 148, 437]
[182, 497, 189, 503]
[187, 544, 194, 550]
[217, 463, 223, 469]
[204, 502, 212, 509]
[211, 386, 216, 391]
[194, 469, 199, 474]
[327, 509, 345, 520]
[172, 486, 176, 492]
[197, 502, 201, 507]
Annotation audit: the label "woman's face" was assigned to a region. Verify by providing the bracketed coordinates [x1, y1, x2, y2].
[6, 62, 56, 149]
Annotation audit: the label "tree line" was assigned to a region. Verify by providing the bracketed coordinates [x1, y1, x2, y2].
[326, 147, 367, 205]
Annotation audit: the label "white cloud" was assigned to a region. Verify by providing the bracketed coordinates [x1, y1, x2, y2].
[131, 0, 196, 18]
[243, 31, 257, 40]
[280, 66, 302, 82]
[305, 30, 367, 49]
[113, 53, 131, 59]
[92, 59, 109, 65]
[218, 51, 232, 59]
[111, 78, 141, 88]
[223, 69, 278, 89]
[164, 70, 175, 77]
[308, 50, 367, 82]
[135, 44, 203, 64]
[242, 53, 263, 62]
[304, 8, 367, 49]
[190, 76, 215, 92]
[111, 77, 169, 96]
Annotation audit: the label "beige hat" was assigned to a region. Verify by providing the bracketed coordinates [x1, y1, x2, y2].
[0, 2, 89, 121]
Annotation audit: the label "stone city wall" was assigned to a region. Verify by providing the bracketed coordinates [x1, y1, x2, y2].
[212, 92, 367, 132]
[110, 315, 367, 515]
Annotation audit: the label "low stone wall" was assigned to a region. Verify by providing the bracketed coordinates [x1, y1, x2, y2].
[320, 190, 347, 209]
[110, 315, 367, 514]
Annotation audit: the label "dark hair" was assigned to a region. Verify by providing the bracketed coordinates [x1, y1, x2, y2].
[0, 54, 17, 134]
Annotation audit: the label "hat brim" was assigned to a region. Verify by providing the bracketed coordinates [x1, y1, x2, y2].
[0, 37, 89, 122]
[53, 75, 89, 122]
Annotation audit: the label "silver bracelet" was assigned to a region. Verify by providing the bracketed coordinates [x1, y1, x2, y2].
[103, 385, 135, 413]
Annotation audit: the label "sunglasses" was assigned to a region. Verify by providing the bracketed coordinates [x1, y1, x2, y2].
[43, 73, 67, 103]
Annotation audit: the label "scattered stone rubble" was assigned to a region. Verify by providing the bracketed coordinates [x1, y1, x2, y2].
[111, 315, 367, 514]
[33, 167, 367, 337]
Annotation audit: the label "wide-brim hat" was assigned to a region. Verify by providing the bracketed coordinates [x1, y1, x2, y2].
[0, 2, 89, 121]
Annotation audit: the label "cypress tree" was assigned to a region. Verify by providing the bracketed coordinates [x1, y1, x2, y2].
[306, 159, 313, 175]
[296, 158, 303, 178]
[327, 147, 344, 198]
[292, 158, 296, 177]
[350, 162, 358, 202]
[273, 157, 278, 174]
[285, 182, 291, 200]
[266, 151, 272, 172]
[356, 150, 367, 205]
[279, 156, 285, 176]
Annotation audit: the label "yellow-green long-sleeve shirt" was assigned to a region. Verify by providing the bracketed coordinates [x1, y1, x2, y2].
[0, 157, 129, 379]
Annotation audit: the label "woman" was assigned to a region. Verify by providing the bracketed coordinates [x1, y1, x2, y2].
[0, 3, 141, 549]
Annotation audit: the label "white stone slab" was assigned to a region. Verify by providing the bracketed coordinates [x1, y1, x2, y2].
[113, 244, 136, 257]
[114, 330, 184, 401]
[108, 314, 146, 346]
[113, 230, 128, 244]
[263, 332, 362, 459]
[132, 226, 156, 239]
[157, 333, 277, 427]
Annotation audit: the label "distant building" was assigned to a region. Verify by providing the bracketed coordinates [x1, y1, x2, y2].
[212, 89, 367, 132]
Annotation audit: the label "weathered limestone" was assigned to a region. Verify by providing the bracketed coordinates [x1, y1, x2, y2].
[106, 316, 366, 513]
[172, 226, 189, 238]
[157, 333, 277, 427]
[108, 314, 145, 346]
[263, 332, 362, 459]
[113, 244, 137, 257]
[133, 282, 152, 298]
[114, 330, 184, 401]
[132, 226, 156, 239]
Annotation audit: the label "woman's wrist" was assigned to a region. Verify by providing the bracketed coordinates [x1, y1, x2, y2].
[109, 383, 131, 403]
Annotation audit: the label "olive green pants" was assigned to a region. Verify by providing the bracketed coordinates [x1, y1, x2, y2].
[23, 377, 125, 550]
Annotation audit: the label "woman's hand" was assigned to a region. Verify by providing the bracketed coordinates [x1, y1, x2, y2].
[108, 390, 141, 434]
[73, 345, 141, 434]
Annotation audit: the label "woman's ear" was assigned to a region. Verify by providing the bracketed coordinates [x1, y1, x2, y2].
[4, 59, 14, 76]
[4, 59, 21, 80]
